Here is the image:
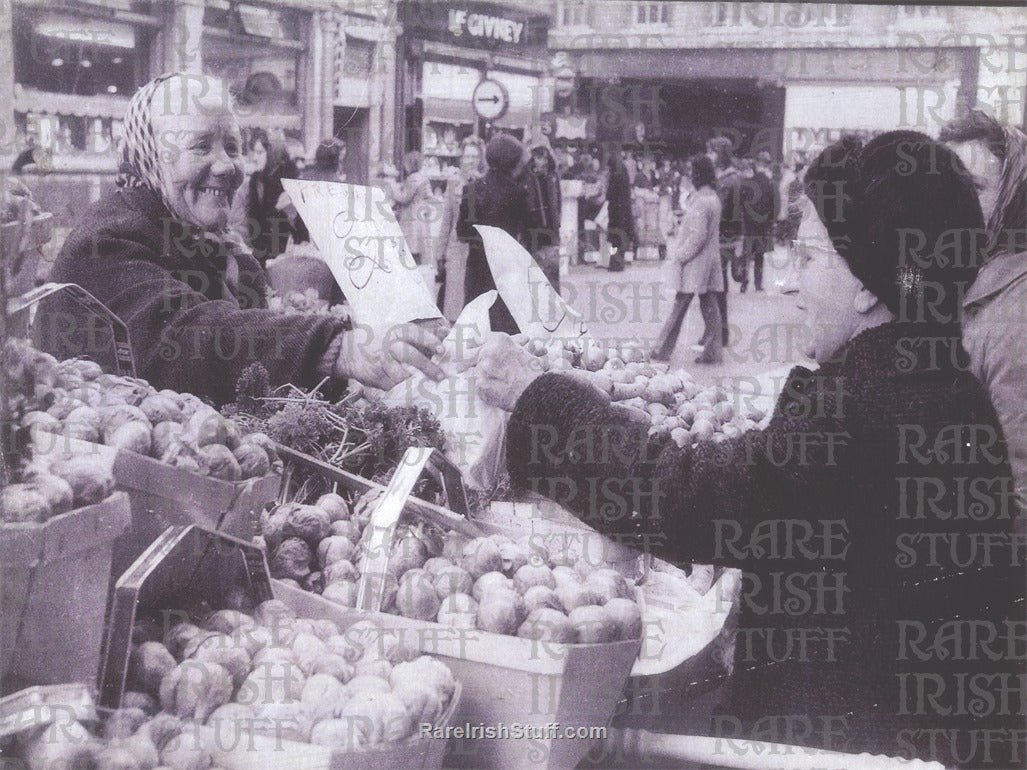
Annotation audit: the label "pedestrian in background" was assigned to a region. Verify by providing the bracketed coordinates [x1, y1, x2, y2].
[384, 150, 435, 268]
[438, 136, 486, 319]
[524, 139, 563, 292]
[458, 132, 530, 333]
[604, 150, 635, 273]
[245, 130, 298, 265]
[707, 136, 742, 346]
[652, 155, 723, 364]
[941, 110, 1027, 523]
[739, 149, 777, 292]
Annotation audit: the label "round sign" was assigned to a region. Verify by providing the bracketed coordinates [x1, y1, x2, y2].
[472, 78, 509, 121]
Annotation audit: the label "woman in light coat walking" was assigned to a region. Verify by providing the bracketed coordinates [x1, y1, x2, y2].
[651, 155, 723, 364]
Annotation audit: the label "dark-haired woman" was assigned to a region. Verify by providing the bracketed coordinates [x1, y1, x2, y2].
[942, 111, 1027, 523]
[245, 131, 298, 264]
[475, 132, 1023, 767]
[651, 155, 723, 364]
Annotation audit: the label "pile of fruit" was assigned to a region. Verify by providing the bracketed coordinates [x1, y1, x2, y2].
[258, 490, 644, 645]
[0, 447, 115, 523]
[518, 336, 766, 448]
[36, 599, 456, 768]
[4, 339, 280, 482]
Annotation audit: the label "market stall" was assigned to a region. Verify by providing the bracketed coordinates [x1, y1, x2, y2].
[0, 182, 948, 770]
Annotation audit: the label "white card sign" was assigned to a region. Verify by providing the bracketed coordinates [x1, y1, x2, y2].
[281, 180, 442, 329]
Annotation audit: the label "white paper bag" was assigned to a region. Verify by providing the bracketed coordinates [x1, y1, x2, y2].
[383, 291, 508, 491]
[474, 225, 593, 346]
[281, 180, 442, 330]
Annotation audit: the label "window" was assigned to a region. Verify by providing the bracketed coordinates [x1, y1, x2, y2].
[342, 37, 375, 78]
[13, 11, 142, 97]
[558, 1, 589, 27]
[635, 3, 669, 26]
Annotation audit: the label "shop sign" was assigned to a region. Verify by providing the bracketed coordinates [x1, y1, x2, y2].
[399, 1, 548, 52]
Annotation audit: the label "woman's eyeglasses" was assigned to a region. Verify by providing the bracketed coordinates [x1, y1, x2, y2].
[789, 238, 840, 267]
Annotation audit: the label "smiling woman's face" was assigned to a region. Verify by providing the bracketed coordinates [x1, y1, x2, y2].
[150, 83, 244, 230]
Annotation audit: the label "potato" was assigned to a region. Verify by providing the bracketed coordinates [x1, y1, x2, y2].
[20, 410, 61, 435]
[236, 661, 305, 708]
[0, 482, 52, 522]
[164, 623, 205, 661]
[556, 582, 601, 613]
[310, 652, 354, 681]
[392, 680, 443, 726]
[102, 706, 149, 740]
[160, 439, 204, 474]
[389, 533, 428, 577]
[390, 656, 455, 703]
[107, 420, 153, 455]
[198, 444, 241, 482]
[329, 519, 361, 542]
[338, 690, 412, 745]
[232, 443, 270, 479]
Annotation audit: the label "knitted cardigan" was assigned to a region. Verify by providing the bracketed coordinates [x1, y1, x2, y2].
[507, 322, 1024, 767]
[41, 187, 345, 404]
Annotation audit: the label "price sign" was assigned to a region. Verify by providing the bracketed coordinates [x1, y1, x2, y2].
[472, 78, 509, 121]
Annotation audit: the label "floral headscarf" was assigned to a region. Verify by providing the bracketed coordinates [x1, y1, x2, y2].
[115, 72, 180, 207]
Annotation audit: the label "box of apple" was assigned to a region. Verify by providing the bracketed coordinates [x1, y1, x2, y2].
[11, 607, 457, 769]
[518, 336, 766, 447]
[257, 489, 644, 646]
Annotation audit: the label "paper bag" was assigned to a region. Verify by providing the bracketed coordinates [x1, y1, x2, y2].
[383, 291, 508, 491]
[475, 225, 593, 348]
[281, 180, 441, 329]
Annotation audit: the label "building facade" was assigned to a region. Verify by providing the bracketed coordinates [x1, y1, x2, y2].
[547, 1, 1027, 160]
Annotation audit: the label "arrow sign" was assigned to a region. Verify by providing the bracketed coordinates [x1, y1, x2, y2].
[471, 78, 509, 121]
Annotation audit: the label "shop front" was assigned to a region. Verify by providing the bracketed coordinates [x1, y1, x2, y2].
[396, 1, 552, 182]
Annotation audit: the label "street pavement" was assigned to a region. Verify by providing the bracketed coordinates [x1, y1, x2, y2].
[562, 246, 808, 411]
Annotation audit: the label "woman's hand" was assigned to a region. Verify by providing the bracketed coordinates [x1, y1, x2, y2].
[333, 320, 447, 390]
[475, 333, 546, 411]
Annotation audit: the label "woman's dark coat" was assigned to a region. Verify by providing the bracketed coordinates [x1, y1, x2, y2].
[506, 322, 1024, 768]
[40, 187, 344, 405]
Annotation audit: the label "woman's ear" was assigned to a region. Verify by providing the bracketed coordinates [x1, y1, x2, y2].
[853, 285, 879, 314]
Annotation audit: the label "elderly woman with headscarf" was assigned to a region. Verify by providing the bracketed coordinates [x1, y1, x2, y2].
[941, 110, 1027, 521]
[473, 131, 1023, 768]
[40, 73, 444, 405]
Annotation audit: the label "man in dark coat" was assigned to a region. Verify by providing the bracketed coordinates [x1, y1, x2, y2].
[605, 151, 635, 273]
[457, 133, 530, 334]
[478, 133, 1025, 769]
[739, 150, 778, 292]
[524, 141, 563, 292]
